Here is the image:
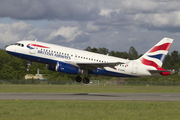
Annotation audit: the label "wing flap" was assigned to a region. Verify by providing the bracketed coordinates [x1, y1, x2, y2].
[77, 62, 124, 70]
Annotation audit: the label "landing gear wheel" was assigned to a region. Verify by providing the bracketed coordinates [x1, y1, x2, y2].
[26, 61, 32, 72]
[83, 77, 89, 84]
[75, 76, 82, 83]
[26, 68, 29, 72]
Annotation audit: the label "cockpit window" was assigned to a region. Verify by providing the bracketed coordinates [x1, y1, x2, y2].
[14, 43, 24, 47]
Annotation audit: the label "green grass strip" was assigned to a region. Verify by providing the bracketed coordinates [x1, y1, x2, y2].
[1, 84, 180, 93]
[0, 100, 180, 120]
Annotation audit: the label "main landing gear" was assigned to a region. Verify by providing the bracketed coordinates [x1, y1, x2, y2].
[75, 75, 89, 84]
[26, 61, 32, 72]
[75, 76, 90, 84]
[75, 69, 90, 84]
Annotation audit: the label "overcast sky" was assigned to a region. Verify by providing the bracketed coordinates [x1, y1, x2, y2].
[0, 0, 180, 54]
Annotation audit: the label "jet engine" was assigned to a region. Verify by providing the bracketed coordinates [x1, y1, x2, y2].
[46, 62, 83, 75]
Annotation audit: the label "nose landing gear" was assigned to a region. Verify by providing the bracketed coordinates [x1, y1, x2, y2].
[26, 61, 32, 72]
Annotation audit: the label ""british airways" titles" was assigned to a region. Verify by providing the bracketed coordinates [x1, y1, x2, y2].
[37, 50, 71, 60]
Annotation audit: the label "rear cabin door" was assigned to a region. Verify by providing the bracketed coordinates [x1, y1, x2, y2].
[132, 63, 138, 74]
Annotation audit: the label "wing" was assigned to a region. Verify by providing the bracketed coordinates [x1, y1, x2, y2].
[76, 62, 125, 70]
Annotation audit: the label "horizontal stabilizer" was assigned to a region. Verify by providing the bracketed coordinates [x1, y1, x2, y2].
[148, 70, 170, 76]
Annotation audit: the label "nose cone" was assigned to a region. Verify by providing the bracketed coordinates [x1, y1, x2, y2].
[5, 45, 14, 54]
[5, 45, 11, 52]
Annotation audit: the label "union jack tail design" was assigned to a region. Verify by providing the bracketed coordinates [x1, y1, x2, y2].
[139, 37, 173, 68]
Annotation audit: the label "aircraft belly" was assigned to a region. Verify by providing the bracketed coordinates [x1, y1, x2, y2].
[90, 68, 135, 77]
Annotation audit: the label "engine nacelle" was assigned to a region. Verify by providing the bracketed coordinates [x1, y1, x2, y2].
[46, 62, 83, 75]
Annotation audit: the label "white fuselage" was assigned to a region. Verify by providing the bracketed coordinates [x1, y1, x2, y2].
[5, 40, 159, 77]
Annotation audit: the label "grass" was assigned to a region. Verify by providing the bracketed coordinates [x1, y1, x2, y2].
[0, 100, 180, 120]
[1, 84, 180, 93]
[1, 85, 180, 120]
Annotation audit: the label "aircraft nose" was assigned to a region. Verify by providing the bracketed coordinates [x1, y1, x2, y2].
[5, 45, 13, 53]
[5, 46, 10, 52]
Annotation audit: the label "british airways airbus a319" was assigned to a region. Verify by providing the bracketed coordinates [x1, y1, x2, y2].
[6, 37, 173, 84]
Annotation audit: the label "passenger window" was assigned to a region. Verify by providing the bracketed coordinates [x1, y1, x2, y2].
[21, 44, 24, 47]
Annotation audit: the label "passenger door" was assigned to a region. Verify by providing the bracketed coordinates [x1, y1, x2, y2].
[132, 63, 138, 74]
[29, 42, 36, 54]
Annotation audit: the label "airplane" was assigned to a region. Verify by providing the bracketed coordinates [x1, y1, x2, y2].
[5, 37, 173, 84]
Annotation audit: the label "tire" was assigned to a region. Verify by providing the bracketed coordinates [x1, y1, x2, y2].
[83, 77, 89, 84]
[75, 76, 82, 82]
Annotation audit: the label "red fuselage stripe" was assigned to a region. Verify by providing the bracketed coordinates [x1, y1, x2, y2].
[27, 44, 50, 48]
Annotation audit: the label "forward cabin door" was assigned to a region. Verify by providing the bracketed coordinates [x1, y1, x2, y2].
[29, 42, 36, 54]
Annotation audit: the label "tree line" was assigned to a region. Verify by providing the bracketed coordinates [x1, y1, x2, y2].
[85, 46, 180, 70]
[0, 46, 180, 81]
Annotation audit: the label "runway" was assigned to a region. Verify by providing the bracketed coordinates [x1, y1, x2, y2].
[0, 93, 180, 101]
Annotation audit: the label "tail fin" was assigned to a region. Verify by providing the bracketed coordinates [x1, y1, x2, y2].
[139, 37, 173, 68]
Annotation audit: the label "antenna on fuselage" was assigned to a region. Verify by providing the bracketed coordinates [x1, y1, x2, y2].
[35, 39, 37, 41]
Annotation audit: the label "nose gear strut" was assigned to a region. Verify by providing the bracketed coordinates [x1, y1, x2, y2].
[26, 61, 32, 72]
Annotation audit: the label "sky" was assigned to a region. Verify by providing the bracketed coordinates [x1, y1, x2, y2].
[0, 0, 180, 55]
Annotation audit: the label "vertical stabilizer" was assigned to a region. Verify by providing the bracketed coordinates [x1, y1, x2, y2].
[139, 37, 173, 68]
